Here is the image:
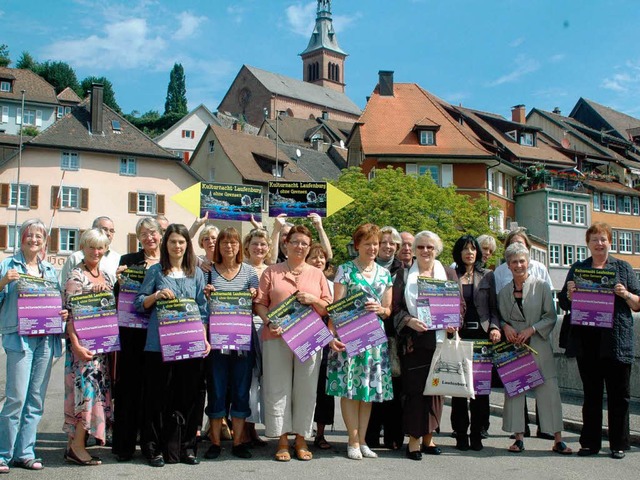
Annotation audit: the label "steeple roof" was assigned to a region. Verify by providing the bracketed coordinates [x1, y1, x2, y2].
[300, 0, 346, 56]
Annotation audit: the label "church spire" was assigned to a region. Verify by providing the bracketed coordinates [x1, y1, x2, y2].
[300, 0, 347, 93]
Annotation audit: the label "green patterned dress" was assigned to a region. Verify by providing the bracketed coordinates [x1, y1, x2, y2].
[326, 261, 394, 402]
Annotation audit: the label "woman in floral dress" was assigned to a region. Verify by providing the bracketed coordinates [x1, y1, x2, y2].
[327, 224, 393, 460]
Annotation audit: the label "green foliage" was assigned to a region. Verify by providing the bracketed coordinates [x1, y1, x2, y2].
[123, 110, 184, 138]
[34, 61, 81, 95]
[15, 51, 36, 70]
[20, 125, 40, 137]
[80, 76, 121, 112]
[0, 44, 10, 67]
[164, 63, 188, 116]
[323, 166, 499, 266]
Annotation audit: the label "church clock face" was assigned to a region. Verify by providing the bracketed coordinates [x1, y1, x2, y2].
[238, 87, 252, 108]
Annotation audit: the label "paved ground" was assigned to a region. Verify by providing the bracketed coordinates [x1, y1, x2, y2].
[1, 349, 639, 479]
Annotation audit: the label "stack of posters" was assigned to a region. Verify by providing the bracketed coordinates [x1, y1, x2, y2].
[117, 267, 148, 329]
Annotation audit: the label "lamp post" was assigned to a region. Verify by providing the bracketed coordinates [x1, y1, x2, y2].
[13, 90, 26, 251]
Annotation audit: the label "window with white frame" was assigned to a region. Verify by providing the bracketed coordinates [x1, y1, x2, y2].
[368, 168, 376, 180]
[549, 244, 560, 265]
[419, 165, 440, 185]
[505, 176, 513, 199]
[61, 152, 79, 171]
[562, 203, 573, 223]
[519, 132, 534, 146]
[622, 196, 632, 214]
[7, 225, 18, 251]
[419, 130, 435, 145]
[577, 246, 588, 262]
[59, 228, 79, 252]
[575, 204, 586, 225]
[22, 109, 35, 126]
[0, 81, 11, 92]
[208, 140, 215, 153]
[138, 193, 156, 214]
[548, 201, 559, 222]
[634, 232, 640, 254]
[601, 193, 616, 213]
[120, 158, 137, 176]
[1, 106, 8, 123]
[619, 232, 632, 253]
[563, 245, 575, 266]
[611, 230, 618, 252]
[593, 192, 600, 211]
[634, 197, 640, 215]
[60, 186, 79, 209]
[9, 184, 29, 208]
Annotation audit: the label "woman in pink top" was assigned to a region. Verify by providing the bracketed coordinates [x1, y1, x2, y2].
[254, 225, 332, 462]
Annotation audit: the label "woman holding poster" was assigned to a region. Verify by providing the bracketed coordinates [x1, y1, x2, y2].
[326, 223, 394, 461]
[0, 219, 68, 473]
[559, 222, 640, 460]
[254, 225, 332, 462]
[63, 228, 114, 466]
[203, 227, 259, 460]
[391, 230, 458, 461]
[496, 243, 570, 455]
[135, 224, 210, 467]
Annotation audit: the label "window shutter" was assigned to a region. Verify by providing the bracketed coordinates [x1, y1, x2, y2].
[0, 183, 9, 207]
[0, 225, 7, 250]
[16, 108, 22, 125]
[181, 130, 185, 138]
[48, 228, 59, 253]
[183, 151, 190, 162]
[128, 192, 137, 213]
[1, 106, 8, 123]
[441, 164, 454, 187]
[156, 194, 165, 215]
[35, 110, 43, 127]
[128, 233, 138, 253]
[29, 185, 39, 209]
[51, 186, 60, 209]
[80, 188, 89, 211]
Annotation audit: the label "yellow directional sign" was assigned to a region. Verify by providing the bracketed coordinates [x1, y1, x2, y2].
[326, 183, 354, 217]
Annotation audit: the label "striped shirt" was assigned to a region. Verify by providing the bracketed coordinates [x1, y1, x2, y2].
[207, 263, 259, 292]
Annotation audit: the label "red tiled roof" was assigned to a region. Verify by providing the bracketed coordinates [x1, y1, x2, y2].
[585, 179, 640, 196]
[358, 83, 493, 158]
[57, 87, 82, 104]
[0, 67, 58, 105]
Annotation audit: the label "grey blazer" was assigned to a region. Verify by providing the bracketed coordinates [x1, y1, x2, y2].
[496, 276, 558, 379]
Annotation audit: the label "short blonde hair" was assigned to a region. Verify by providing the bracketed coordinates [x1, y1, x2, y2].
[79, 228, 109, 249]
[198, 225, 220, 249]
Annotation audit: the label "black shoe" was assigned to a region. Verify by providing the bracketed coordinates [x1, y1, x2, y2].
[180, 454, 200, 465]
[610, 450, 625, 460]
[450, 430, 457, 439]
[231, 444, 252, 459]
[405, 447, 422, 461]
[455, 435, 469, 451]
[470, 437, 483, 451]
[480, 429, 489, 439]
[536, 430, 555, 440]
[577, 448, 599, 457]
[204, 444, 222, 460]
[148, 455, 165, 468]
[421, 445, 442, 455]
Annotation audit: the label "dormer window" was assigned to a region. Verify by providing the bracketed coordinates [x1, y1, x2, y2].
[419, 130, 435, 146]
[520, 132, 534, 146]
[0, 81, 11, 92]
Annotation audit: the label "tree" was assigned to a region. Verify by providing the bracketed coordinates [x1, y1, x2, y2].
[80, 76, 121, 112]
[164, 63, 188, 116]
[0, 44, 10, 67]
[16, 51, 37, 70]
[34, 60, 81, 95]
[323, 167, 501, 266]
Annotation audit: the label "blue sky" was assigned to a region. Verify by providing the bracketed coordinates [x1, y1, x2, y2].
[2, 0, 640, 120]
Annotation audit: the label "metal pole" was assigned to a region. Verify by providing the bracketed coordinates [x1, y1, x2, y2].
[275, 111, 279, 177]
[13, 90, 26, 250]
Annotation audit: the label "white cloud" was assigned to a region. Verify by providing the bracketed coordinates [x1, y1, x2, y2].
[286, 2, 316, 36]
[173, 11, 207, 40]
[602, 61, 640, 94]
[509, 38, 524, 48]
[42, 18, 166, 70]
[486, 55, 540, 87]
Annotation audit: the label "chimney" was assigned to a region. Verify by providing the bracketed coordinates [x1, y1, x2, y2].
[511, 104, 526, 124]
[378, 70, 394, 96]
[232, 121, 241, 131]
[552, 107, 562, 115]
[321, 110, 329, 120]
[90, 83, 104, 134]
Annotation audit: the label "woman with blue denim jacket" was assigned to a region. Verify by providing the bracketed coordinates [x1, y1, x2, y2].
[0, 219, 68, 473]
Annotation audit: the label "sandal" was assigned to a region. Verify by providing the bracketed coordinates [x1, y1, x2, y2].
[275, 445, 291, 462]
[295, 446, 313, 461]
[314, 435, 332, 450]
[508, 440, 525, 453]
[13, 458, 44, 470]
[0, 462, 9, 474]
[64, 448, 102, 466]
[552, 441, 573, 455]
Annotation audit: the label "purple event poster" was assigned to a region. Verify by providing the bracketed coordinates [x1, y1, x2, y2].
[570, 268, 616, 328]
[117, 267, 149, 329]
[493, 342, 544, 398]
[268, 181, 327, 218]
[200, 182, 262, 222]
[17, 274, 63, 336]
[416, 277, 461, 329]
[266, 293, 332, 363]
[156, 298, 207, 362]
[327, 290, 387, 358]
[472, 340, 493, 396]
[68, 291, 120, 353]
[209, 291, 253, 351]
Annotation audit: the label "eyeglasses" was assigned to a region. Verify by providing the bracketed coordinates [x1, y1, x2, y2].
[139, 231, 158, 239]
[416, 245, 435, 251]
[289, 240, 310, 248]
[220, 240, 239, 246]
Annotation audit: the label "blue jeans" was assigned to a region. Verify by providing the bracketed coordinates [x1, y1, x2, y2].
[0, 336, 55, 463]
[206, 350, 253, 419]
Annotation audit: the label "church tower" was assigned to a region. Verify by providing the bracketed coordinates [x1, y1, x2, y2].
[300, 0, 347, 93]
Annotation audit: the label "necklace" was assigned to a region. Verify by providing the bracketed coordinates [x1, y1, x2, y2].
[356, 259, 374, 273]
[463, 270, 473, 283]
[82, 260, 100, 278]
[144, 251, 160, 260]
[286, 260, 304, 276]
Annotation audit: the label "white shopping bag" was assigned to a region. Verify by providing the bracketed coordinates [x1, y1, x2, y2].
[423, 332, 475, 399]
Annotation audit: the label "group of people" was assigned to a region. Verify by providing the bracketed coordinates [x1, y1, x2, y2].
[0, 213, 637, 473]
